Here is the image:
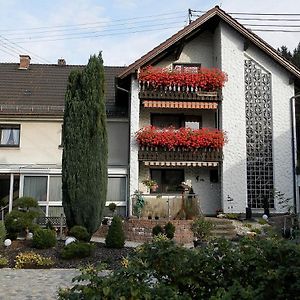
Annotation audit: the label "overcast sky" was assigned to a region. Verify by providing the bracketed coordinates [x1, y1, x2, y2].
[0, 0, 299, 65]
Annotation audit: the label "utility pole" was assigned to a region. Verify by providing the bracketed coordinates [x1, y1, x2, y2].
[188, 8, 192, 24]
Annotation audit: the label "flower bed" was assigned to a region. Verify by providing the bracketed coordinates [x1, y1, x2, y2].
[139, 66, 227, 92]
[135, 126, 227, 150]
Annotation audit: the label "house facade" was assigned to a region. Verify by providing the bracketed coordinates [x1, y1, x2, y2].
[1, 6, 300, 220]
[0, 57, 129, 218]
[119, 6, 300, 216]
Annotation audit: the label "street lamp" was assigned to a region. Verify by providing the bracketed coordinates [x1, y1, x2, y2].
[290, 94, 300, 214]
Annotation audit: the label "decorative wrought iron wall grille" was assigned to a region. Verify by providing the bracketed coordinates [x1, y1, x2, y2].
[245, 59, 274, 208]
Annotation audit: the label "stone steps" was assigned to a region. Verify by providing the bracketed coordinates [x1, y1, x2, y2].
[207, 218, 237, 239]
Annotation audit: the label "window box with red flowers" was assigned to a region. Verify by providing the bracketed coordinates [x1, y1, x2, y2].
[138, 66, 228, 100]
[136, 126, 227, 151]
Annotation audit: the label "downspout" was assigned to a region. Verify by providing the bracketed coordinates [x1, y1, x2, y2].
[290, 94, 300, 214]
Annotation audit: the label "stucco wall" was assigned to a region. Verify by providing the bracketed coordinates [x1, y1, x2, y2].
[220, 22, 248, 213]
[155, 31, 215, 69]
[0, 120, 62, 165]
[129, 77, 140, 214]
[220, 21, 294, 213]
[246, 47, 294, 213]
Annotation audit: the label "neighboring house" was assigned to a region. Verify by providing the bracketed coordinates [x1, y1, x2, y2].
[0, 56, 129, 218]
[118, 6, 300, 216]
[1, 5, 300, 220]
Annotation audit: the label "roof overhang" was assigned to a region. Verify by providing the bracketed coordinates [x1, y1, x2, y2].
[118, 6, 300, 81]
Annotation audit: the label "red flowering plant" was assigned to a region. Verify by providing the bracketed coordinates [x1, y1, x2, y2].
[138, 66, 228, 92]
[135, 126, 227, 150]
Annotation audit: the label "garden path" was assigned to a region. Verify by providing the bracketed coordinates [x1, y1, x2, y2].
[0, 268, 79, 299]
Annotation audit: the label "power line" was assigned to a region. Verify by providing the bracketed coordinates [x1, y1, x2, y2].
[190, 9, 300, 16]
[250, 29, 300, 32]
[0, 35, 51, 63]
[0, 11, 184, 33]
[243, 24, 300, 28]
[11, 20, 185, 42]
[8, 25, 183, 44]
[0, 14, 185, 37]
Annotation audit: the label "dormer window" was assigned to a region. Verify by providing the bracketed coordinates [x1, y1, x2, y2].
[0, 124, 20, 147]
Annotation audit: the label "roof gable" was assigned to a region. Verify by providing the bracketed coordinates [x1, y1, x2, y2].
[118, 6, 300, 80]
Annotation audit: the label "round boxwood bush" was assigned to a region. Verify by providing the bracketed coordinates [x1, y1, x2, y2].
[61, 242, 95, 259]
[152, 225, 164, 236]
[164, 222, 176, 239]
[105, 216, 125, 249]
[32, 228, 57, 249]
[69, 225, 90, 242]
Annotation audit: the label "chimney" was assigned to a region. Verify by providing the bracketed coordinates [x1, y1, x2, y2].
[19, 55, 31, 69]
[58, 58, 66, 66]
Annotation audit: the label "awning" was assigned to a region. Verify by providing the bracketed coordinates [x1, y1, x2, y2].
[143, 161, 219, 167]
[143, 100, 218, 109]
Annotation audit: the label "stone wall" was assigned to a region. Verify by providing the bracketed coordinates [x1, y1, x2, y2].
[94, 219, 194, 244]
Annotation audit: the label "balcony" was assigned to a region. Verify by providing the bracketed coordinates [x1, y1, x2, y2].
[138, 146, 223, 162]
[138, 66, 227, 103]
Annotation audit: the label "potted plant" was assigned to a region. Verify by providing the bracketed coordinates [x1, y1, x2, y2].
[190, 216, 215, 247]
[108, 202, 117, 216]
[142, 179, 159, 193]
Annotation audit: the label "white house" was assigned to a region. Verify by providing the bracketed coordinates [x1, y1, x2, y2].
[118, 6, 300, 216]
[1, 6, 300, 220]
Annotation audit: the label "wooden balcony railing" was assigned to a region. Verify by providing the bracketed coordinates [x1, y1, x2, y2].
[138, 147, 223, 162]
[139, 89, 220, 101]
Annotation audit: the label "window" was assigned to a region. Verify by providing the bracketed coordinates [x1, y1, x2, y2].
[23, 176, 47, 202]
[151, 114, 183, 129]
[0, 124, 20, 147]
[150, 169, 184, 193]
[151, 114, 201, 129]
[173, 63, 201, 73]
[107, 177, 126, 202]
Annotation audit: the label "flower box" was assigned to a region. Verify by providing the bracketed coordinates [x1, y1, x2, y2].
[138, 66, 227, 92]
[135, 126, 227, 151]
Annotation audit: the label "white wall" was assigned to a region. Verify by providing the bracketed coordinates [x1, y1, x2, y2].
[129, 77, 140, 214]
[0, 120, 62, 165]
[246, 46, 294, 213]
[155, 31, 215, 69]
[220, 21, 295, 213]
[220, 22, 248, 213]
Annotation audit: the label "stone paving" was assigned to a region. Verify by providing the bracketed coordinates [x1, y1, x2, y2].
[0, 268, 79, 300]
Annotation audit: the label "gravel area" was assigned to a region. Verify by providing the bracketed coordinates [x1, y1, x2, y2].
[0, 239, 134, 270]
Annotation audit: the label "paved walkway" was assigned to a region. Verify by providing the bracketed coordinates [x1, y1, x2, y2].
[0, 268, 79, 300]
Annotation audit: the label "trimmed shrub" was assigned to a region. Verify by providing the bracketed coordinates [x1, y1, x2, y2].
[152, 225, 164, 236]
[61, 242, 95, 259]
[105, 216, 125, 249]
[59, 237, 300, 299]
[0, 255, 8, 268]
[4, 197, 40, 240]
[32, 228, 57, 249]
[69, 225, 90, 242]
[191, 217, 214, 241]
[14, 197, 38, 211]
[0, 222, 6, 243]
[15, 252, 54, 269]
[164, 222, 175, 239]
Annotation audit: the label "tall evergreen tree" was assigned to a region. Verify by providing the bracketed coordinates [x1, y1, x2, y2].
[62, 53, 107, 237]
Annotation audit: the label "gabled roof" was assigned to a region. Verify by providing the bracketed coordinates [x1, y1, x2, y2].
[0, 63, 125, 117]
[118, 6, 300, 80]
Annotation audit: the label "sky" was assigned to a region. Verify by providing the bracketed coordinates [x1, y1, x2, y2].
[0, 0, 299, 66]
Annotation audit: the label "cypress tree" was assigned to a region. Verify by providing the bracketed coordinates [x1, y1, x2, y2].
[62, 53, 107, 237]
